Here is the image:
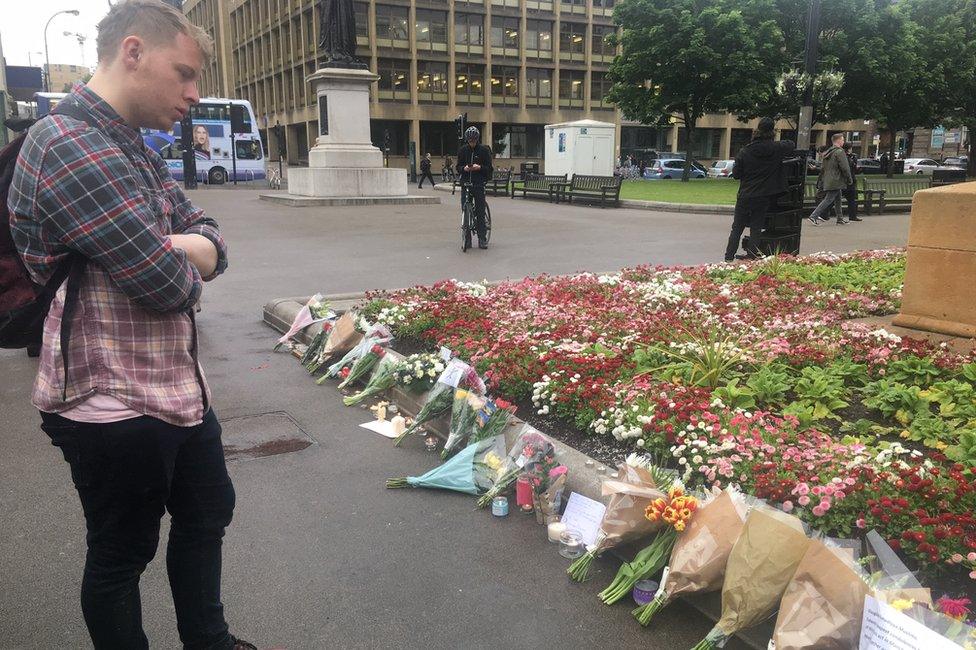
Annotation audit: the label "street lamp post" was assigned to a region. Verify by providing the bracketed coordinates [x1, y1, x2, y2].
[44, 9, 80, 93]
[796, 0, 822, 153]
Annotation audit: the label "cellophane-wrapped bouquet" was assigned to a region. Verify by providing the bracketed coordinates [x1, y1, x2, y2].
[566, 459, 668, 583]
[386, 434, 507, 495]
[441, 389, 487, 460]
[475, 426, 557, 509]
[305, 311, 360, 373]
[277, 294, 333, 353]
[393, 363, 485, 447]
[632, 486, 748, 625]
[343, 354, 398, 406]
[319, 323, 391, 384]
[690, 505, 810, 650]
[392, 353, 445, 393]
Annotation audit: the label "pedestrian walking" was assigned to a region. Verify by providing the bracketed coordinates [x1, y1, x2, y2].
[638, 159, 647, 178]
[724, 117, 796, 262]
[418, 153, 436, 188]
[442, 154, 454, 182]
[807, 133, 853, 226]
[842, 142, 863, 221]
[6, 2, 270, 649]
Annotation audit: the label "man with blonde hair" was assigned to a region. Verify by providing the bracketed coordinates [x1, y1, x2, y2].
[8, 1, 265, 648]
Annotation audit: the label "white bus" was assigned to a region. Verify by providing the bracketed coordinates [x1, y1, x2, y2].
[145, 98, 265, 184]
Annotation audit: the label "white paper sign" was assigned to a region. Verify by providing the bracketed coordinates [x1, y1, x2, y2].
[437, 359, 468, 388]
[439, 346, 453, 362]
[359, 419, 398, 439]
[860, 595, 963, 650]
[559, 492, 607, 549]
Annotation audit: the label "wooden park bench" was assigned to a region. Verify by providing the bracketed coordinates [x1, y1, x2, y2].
[484, 168, 512, 196]
[552, 174, 622, 208]
[510, 173, 567, 201]
[861, 176, 931, 214]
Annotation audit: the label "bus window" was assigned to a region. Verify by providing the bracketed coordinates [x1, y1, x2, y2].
[236, 140, 262, 160]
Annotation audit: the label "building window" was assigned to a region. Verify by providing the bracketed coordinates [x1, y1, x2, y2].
[420, 121, 459, 157]
[593, 0, 614, 13]
[525, 68, 553, 106]
[376, 4, 409, 48]
[591, 25, 616, 59]
[417, 61, 449, 103]
[560, 0, 586, 14]
[493, 124, 544, 158]
[490, 16, 520, 58]
[590, 72, 614, 109]
[559, 23, 586, 61]
[490, 66, 519, 105]
[559, 69, 584, 108]
[525, 20, 552, 59]
[454, 13, 485, 54]
[371, 119, 409, 156]
[377, 58, 411, 101]
[678, 128, 723, 159]
[455, 63, 485, 105]
[416, 9, 448, 51]
[355, 2, 369, 43]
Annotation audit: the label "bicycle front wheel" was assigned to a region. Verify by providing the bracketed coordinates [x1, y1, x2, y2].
[483, 203, 492, 244]
[461, 202, 472, 252]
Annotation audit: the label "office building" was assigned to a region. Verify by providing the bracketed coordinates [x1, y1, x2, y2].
[45, 63, 91, 94]
[184, 0, 866, 171]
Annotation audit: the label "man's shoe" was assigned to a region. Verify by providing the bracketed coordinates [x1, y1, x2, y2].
[850, 216, 863, 221]
[478, 241, 488, 249]
[231, 636, 285, 650]
[807, 217, 821, 226]
[836, 219, 849, 225]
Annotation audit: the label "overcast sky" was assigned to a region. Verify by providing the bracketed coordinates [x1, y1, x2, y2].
[1, 0, 116, 70]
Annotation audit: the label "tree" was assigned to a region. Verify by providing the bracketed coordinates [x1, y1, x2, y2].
[606, 0, 786, 181]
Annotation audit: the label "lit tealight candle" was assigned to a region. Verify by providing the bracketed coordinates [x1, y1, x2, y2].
[547, 521, 566, 543]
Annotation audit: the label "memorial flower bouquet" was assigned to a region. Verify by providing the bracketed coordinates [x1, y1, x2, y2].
[631, 487, 748, 625]
[392, 353, 445, 393]
[470, 398, 517, 444]
[338, 343, 388, 390]
[441, 389, 487, 460]
[386, 435, 507, 495]
[393, 364, 484, 446]
[475, 427, 557, 509]
[276, 294, 333, 352]
[305, 311, 360, 373]
[319, 323, 391, 383]
[689, 505, 810, 650]
[342, 355, 398, 406]
[567, 460, 668, 583]
[300, 320, 333, 371]
[531, 464, 568, 525]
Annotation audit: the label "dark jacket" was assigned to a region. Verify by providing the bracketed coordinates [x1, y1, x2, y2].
[820, 145, 853, 191]
[732, 139, 796, 198]
[846, 151, 859, 179]
[456, 143, 493, 185]
[420, 158, 431, 173]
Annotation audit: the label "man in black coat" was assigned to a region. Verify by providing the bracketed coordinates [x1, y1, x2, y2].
[418, 153, 436, 188]
[725, 117, 796, 261]
[456, 126, 493, 249]
[842, 143, 863, 222]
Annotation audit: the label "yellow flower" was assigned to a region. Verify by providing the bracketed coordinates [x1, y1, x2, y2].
[899, 430, 911, 439]
[484, 452, 502, 472]
[455, 389, 469, 399]
[935, 441, 948, 450]
[674, 520, 685, 532]
[890, 598, 914, 612]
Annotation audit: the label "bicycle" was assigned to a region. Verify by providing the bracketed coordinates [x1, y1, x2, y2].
[268, 166, 282, 190]
[452, 175, 492, 252]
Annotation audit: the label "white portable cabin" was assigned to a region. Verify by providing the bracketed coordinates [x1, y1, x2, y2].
[543, 119, 616, 176]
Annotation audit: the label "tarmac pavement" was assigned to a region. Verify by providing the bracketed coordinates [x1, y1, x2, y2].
[0, 187, 910, 649]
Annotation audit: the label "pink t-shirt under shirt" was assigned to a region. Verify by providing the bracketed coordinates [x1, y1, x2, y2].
[60, 393, 142, 423]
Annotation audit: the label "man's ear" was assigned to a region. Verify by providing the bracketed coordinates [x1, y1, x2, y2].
[119, 36, 145, 71]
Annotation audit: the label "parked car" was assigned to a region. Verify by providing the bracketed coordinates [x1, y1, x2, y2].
[647, 158, 707, 179]
[942, 156, 968, 167]
[857, 158, 883, 174]
[903, 158, 965, 175]
[707, 159, 735, 178]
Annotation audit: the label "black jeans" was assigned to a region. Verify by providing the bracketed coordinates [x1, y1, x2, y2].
[40, 409, 235, 650]
[461, 183, 488, 239]
[843, 182, 858, 220]
[417, 170, 435, 188]
[725, 195, 769, 261]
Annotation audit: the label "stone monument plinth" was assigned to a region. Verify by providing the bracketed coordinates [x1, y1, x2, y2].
[261, 68, 436, 206]
[892, 181, 976, 338]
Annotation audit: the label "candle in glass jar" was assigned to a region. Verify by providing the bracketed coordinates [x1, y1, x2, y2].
[515, 476, 533, 508]
[547, 521, 566, 543]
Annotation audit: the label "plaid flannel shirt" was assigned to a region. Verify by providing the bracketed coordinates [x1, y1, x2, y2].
[8, 85, 228, 427]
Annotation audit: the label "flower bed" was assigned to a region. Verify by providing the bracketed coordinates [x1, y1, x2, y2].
[359, 250, 976, 595]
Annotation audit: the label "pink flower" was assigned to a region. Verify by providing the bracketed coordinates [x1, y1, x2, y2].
[812, 505, 825, 517]
[856, 518, 866, 529]
[935, 596, 971, 621]
[549, 465, 568, 478]
[798, 495, 811, 506]
[968, 552, 976, 562]
[951, 554, 964, 564]
[793, 482, 810, 496]
[782, 500, 794, 512]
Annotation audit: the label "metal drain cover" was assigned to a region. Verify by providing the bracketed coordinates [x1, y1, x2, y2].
[221, 411, 314, 461]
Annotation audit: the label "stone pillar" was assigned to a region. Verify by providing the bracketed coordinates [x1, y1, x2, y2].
[719, 126, 732, 160]
[893, 183, 976, 338]
[670, 123, 679, 153]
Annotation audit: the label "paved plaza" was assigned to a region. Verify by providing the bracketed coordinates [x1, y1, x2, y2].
[0, 189, 911, 648]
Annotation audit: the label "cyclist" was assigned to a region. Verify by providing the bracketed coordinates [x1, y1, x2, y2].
[456, 126, 493, 249]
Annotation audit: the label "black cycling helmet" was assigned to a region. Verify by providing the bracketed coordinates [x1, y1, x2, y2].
[464, 126, 480, 142]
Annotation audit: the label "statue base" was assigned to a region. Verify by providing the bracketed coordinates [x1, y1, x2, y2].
[287, 67, 409, 200]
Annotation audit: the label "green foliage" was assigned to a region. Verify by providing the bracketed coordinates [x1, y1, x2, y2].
[359, 298, 395, 324]
[713, 378, 757, 411]
[945, 430, 976, 464]
[712, 256, 906, 299]
[745, 365, 792, 406]
[607, 0, 785, 180]
[826, 357, 870, 388]
[959, 363, 976, 383]
[904, 412, 969, 449]
[782, 402, 816, 429]
[862, 379, 931, 425]
[923, 380, 976, 421]
[793, 366, 848, 420]
[636, 331, 747, 389]
[885, 356, 943, 388]
[839, 418, 893, 438]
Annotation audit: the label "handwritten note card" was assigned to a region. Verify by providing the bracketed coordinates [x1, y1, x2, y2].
[559, 492, 607, 549]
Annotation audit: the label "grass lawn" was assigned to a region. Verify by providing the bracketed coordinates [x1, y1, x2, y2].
[619, 178, 739, 204]
[618, 174, 923, 205]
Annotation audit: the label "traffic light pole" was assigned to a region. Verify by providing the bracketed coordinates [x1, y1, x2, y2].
[180, 115, 197, 190]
